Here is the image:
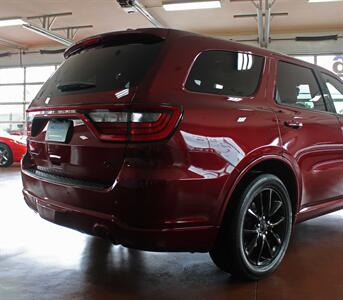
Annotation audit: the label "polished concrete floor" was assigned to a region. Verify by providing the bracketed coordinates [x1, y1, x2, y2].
[0, 164, 342, 300]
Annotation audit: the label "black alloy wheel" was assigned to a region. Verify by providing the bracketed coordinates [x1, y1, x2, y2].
[209, 174, 293, 280]
[0, 143, 13, 167]
[242, 187, 288, 267]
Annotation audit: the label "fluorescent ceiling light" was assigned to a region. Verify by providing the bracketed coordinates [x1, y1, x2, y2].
[308, 0, 343, 2]
[0, 18, 27, 27]
[163, 1, 221, 11]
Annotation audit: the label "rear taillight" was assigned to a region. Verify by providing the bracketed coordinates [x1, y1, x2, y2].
[88, 105, 182, 142]
[27, 104, 182, 142]
[26, 111, 41, 136]
[88, 110, 128, 141]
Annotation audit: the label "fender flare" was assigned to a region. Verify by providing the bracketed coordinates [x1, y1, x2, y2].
[217, 154, 302, 226]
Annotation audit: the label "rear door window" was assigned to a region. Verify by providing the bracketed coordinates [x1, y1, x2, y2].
[321, 73, 343, 115]
[275, 61, 327, 112]
[37, 39, 163, 99]
[185, 51, 264, 97]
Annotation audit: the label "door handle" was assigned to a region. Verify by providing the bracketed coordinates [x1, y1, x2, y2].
[284, 120, 303, 129]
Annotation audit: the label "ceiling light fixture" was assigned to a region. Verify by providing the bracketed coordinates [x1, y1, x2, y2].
[0, 17, 27, 27]
[163, 0, 221, 11]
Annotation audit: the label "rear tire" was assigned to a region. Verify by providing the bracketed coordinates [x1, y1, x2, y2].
[0, 143, 13, 167]
[210, 174, 292, 280]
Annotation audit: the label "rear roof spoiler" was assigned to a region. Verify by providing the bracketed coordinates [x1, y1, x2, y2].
[64, 29, 169, 59]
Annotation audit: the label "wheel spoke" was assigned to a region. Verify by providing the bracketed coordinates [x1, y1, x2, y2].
[270, 216, 285, 228]
[257, 235, 265, 265]
[270, 230, 282, 245]
[245, 232, 259, 256]
[265, 236, 273, 258]
[269, 200, 282, 217]
[268, 189, 273, 217]
[0, 148, 9, 165]
[259, 193, 264, 216]
[247, 208, 260, 220]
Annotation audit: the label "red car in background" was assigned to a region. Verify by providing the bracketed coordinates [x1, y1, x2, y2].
[0, 130, 27, 167]
[21, 28, 343, 280]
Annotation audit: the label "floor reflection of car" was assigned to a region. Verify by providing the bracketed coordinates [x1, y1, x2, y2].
[0, 130, 27, 167]
[21, 28, 343, 280]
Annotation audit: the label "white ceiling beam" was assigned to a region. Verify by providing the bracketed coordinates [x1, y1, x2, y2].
[22, 23, 73, 46]
[51, 25, 93, 39]
[251, 0, 279, 48]
[27, 12, 72, 30]
[133, 0, 164, 27]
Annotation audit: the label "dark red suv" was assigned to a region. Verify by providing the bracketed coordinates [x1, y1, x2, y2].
[21, 28, 343, 280]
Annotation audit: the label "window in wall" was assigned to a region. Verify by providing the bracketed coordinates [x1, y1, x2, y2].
[185, 51, 264, 97]
[26, 66, 56, 83]
[0, 65, 57, 136]
[321, 73, 343, 115]
[0, 85, 24, 102]
[275, 61, 326, 112]
[294, 56, 315, 64]
[317, 55, 343, 79]
[0, 105, 24, 122]
[0, 67, 24, 84]
[0, 123, 24, 134]
[25, 84, 43, 102]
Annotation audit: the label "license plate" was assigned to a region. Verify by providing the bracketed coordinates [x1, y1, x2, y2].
[45, 120, 72, 143]
[37, 205, 55, 222]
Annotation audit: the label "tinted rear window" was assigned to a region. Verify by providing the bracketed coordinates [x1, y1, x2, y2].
[185, 51, 264, 97]
[37, 41, 163, 98]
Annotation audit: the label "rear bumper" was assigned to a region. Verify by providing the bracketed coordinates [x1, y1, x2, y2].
[20, 131, 234, 252]
[22, 187, 218, 252]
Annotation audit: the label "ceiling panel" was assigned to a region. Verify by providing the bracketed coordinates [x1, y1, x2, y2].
[0, 0, 341, 48]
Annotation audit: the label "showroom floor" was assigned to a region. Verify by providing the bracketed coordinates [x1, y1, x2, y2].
[0, 165, 342, 300]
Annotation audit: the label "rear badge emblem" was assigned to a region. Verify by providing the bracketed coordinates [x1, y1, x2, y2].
[80, 135, 89, 140]
[237, 117, 247, 123]
[45, 97, 51, 104]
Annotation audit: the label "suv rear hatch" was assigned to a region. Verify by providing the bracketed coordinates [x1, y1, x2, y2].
[25, 31, 169, 188]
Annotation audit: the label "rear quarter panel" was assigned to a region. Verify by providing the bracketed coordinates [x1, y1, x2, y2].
[128, 40, 283, 227]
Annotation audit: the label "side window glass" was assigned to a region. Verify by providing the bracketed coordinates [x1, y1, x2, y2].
[321, 73, 343, 115]
[185, 51, 264, 97]
[276, 61, 327, 112]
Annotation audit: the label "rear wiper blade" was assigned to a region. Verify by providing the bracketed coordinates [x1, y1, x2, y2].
[57, 81, 96, 91]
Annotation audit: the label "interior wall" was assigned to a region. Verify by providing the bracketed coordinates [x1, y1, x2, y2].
[0, 49, 63, 67]
[221, 31, 343, 55]
[268, 38, 343, 56]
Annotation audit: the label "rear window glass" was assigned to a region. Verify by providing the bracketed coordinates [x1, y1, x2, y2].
[185, 51, 264, 97]
[36, 40, 163, 98]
